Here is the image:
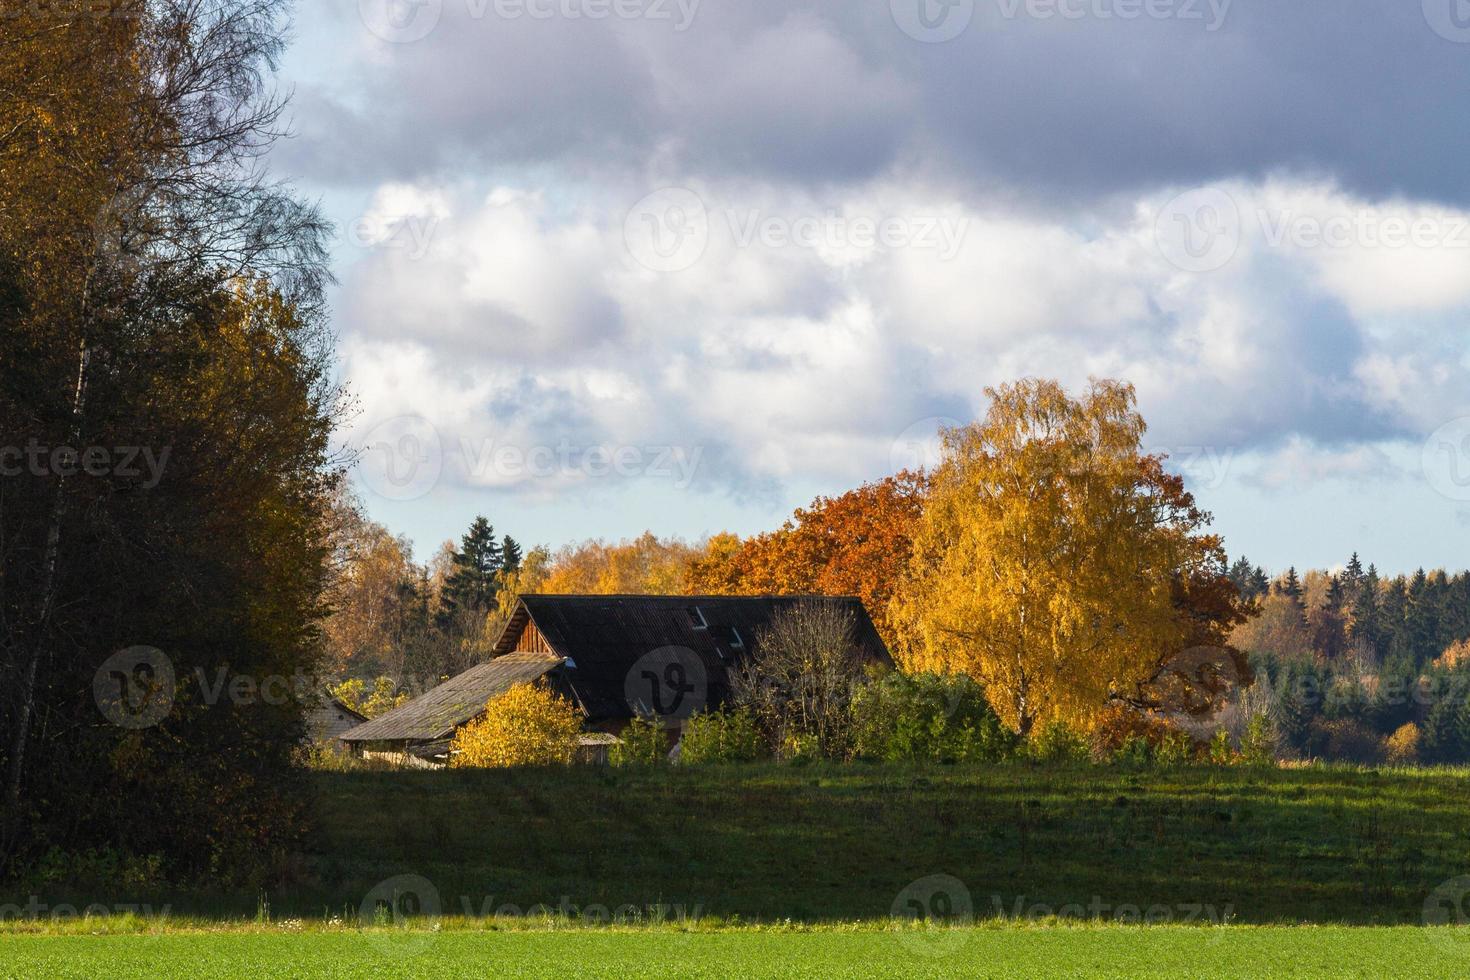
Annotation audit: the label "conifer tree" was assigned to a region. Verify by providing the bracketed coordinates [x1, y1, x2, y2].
[445, 516, 503, 611]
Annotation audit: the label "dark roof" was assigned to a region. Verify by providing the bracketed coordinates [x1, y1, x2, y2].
[494, 595, 893, 722]
[339, 653, 563, 743]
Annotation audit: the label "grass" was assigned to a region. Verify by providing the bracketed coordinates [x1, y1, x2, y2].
[8, 761, 1470, 926]
[8, 762, 1470, 975]
[4, 925, 1470, 978]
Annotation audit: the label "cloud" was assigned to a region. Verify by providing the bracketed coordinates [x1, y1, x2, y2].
[280, 1, 1470, 208]
[331, 174, 1470, 506]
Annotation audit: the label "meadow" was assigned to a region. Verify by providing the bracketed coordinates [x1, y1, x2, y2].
[6, 762, 1470, 926]
[4, 925, 1470, 979]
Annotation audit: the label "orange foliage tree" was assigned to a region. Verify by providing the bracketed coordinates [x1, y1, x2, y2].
[686, 473, 928, 645]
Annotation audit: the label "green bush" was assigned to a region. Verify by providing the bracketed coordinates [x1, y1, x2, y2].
[1155, 731, 1196, 766]
[1027, 721, 1091, 764]
[1240, 715, 1277, 768]
[680, 709, 768, 765]
[609, 715, 669, 766]
[1208, 729, 1236, 766]
[848, 671, 1019, 764]
[1112, 733, 1153, 768]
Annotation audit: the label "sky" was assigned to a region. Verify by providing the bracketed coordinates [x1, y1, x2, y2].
[269, 0, 1470, 576]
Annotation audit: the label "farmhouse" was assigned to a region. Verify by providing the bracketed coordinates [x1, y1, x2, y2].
[339, 594, 892, 766]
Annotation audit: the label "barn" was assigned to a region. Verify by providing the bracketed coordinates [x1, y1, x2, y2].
[305, 693, 368, 751]
[339, 594, 892, 766]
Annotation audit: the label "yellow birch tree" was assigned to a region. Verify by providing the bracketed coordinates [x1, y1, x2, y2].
[893, 378, 1231, 735]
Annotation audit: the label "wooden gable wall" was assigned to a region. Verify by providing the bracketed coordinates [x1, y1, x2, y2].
[515, 620, 554, 655]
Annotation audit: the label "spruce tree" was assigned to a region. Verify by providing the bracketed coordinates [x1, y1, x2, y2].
[446, 516, 503, 611]
[501, 536, 524, 577]
[1350, 565, 1382, 658]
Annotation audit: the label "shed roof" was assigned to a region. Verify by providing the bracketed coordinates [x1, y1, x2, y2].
[339, 653, 563, 743]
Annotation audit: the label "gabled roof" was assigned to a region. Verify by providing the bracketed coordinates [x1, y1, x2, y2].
[318, 694, 368, 723]
[339, 653, 564, 743]
[493, 595, 893, 722]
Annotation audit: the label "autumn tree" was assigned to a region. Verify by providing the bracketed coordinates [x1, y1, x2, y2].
[892, 379, 1246, 736]
[686, 473, 928, 645]
[0, 1, 337, 878]
[541, 532, 700, 595]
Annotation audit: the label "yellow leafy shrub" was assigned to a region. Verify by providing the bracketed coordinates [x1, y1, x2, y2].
[1384, 723, 1421, 765]
[450, 683, 582, 768]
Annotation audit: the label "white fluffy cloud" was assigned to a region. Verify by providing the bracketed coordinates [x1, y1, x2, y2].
[334, 175, 1470, 505]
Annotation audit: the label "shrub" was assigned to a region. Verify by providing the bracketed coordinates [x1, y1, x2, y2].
[733, 600, 870, 759]
[1089, 704, 1182, 764]
[1384, 722, 1421, 765]
[1113, 734, 1153, 768]
[1208, 729, 1236, 766]
[679, 709, 768, 765]
[610, 714, 669, 767]
[1027, 721, 1090, 764]
[1155, 731, 1196, 766]
[1239, 715, 1277, 768]
[1314, 718, 1384, 764]
[450, 683, 581, 768]
[848, 671, 1018, 764]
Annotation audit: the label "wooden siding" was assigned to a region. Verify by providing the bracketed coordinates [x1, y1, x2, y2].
[515, 620, 554, 654]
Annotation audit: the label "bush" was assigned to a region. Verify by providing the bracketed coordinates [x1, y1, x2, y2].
[1089, 704, 1183, 764]
[679, 709, 767, 765]
[1384, 722, 1421, 765]
[610, 714, 669, 766]
[1208, 729, 1236, 766]
[1113, 734, 1153, 768]
[1314, 718, 1384, 764]
[848, 671, 1019, 764]
[1155, 731, 1196, 766]
[1027, 721, 1090, 764]
[450, 683, 581, 768]
[1239, 715, 1277, 768]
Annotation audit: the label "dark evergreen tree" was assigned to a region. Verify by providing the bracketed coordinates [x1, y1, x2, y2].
[1350, 565, 1382, 657]
[500, 535, 524, 577]
[1278, 567, 1305, 613]
[1273, 663, 1316, 756]
[1249, 566, 1270, 601]
[1381, 576, 1410, 663]
[445, 516, 503, 611]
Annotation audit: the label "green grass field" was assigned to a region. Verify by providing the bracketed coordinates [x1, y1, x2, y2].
[4, 925, 1470, 978]
[6, 763, 1470, 974]
[297, 763, 1470, 924]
